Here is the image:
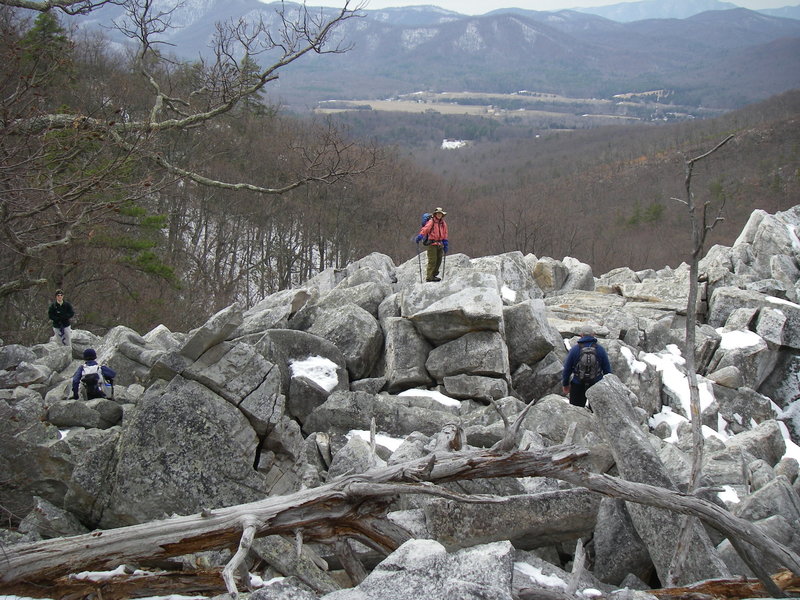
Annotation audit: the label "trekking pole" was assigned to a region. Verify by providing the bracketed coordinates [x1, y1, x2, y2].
[416, 241, 423, 283]
[441, 250, 447, 282]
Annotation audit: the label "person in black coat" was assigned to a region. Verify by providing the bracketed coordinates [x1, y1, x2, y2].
[48, 289, 75, 346]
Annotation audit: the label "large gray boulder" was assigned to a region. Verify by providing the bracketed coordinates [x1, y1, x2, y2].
[230, 288, 312, 338]
[588, 375, 731, 585]
[722, 419, 786, 467]
[179, 304, 244, 361]
[97, 377, 268, 527]
[290, 281, 392, 331]
[46, 398, 123, 429]
[183, 340, 281, 406]
[510, 353, 564, 404]
[401, 271, 504, 344]
[321, 539, 515, 600]
[739, 206, 800, 277]
[532, 256, 569, 294]
[424, 489, 600, 550]
[303, 390, 457, 437]
[255, 329, 349, 397]
[0, 344, 37, 370]
[307, 304, 383, 380]
[426, 331, 510, 383]
[707, 328, 775, 390]
[470, 251, 543, 302]
[592, 497, 653, 585]
[383, 317, 434, 393]
[503, 299, 564, 370]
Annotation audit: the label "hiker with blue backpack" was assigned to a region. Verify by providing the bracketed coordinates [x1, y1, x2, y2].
[415, 207, 449, 282]
[71, 348, 117, 400]
[561, 331, 612, 409]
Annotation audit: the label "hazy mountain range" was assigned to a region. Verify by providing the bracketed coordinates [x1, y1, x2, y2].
[73, 0, 800, 110]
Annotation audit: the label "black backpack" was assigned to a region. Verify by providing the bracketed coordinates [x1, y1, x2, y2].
[574, 345, 602, 384]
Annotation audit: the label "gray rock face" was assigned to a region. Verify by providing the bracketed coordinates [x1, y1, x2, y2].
[180, 303, 243, 361]
[2, 207, 800, 596]
[401, 271, 504, 344]
[321, 539, 515, 600]
[588, 376, 730, 586]
[424, 489, 600, 550]
[426, 331, 510, 382]
[303, 390, 457, 437]
[383, 316, 433, 393]
[308, 304, 383, 380]
[592, 497, 653, 585]
[47, 398, 122, 429]
[19, 496, 89, 539]
[255, 329, 350, 397]
[503, 299, 564, 369]
[98, 377, 268, 527]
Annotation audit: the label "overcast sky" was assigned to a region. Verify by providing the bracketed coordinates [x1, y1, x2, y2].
[306, 0, 796, 13]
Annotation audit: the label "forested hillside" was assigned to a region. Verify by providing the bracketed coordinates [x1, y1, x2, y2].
[1, 1, 797, 348]
[393, 90, 800, 272]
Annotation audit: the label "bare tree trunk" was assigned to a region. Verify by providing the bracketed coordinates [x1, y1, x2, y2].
[667, 134, 734, 586]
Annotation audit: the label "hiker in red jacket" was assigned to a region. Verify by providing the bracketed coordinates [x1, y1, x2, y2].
[416, 207, 449, 282]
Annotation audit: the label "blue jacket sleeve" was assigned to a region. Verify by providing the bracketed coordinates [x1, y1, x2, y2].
[102, 365, 116, 380]
[562, 346, 579, 386]
[71, 366, 83, 398]
[598, 346, 612, 375]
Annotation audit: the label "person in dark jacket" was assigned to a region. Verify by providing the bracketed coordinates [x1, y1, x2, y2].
[48, 289, 75, 346]
[561, 332, 612, 408]
[71, 348, 116, 400]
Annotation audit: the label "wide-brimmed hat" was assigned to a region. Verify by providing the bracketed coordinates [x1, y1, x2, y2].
[432, 207, 447, 215]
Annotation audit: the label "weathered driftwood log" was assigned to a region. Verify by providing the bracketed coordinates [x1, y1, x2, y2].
[2, 444, 800, 597]
[0, 444, 584, 589]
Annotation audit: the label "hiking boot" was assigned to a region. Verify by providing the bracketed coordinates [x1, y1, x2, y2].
[426, 276, 441, 282]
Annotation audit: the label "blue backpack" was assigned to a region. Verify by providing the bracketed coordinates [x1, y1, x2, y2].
[420, 213, 433, 245]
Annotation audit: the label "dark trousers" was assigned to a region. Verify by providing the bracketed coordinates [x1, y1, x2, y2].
[426, 245, 444, 280]
[569, 381, 590, 408]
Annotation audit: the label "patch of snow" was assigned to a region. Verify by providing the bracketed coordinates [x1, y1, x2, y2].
[777, 419, 800, 463]
[717, 329, 764, 351]
[717, 485, 740, 504]
[399, 388, 461, 407]
[501, 285, 517, 303]
[765, 295, 800, 309]
[642, 348, 715, 419]
[70, 565, 144, 581]
[289, 355, 339, 392]
[702, 424, 726, 442]
[648, 406, 685, 443]
[514, 562, 568, 590]
[347, 430, 406, 452]
[442, 139, 467, 149]
[621, 346, 647, 374]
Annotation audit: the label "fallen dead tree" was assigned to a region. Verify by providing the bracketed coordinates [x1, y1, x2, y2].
[2, 439, 800, 598]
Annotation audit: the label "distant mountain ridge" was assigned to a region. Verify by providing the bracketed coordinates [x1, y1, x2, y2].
[70, 0, 800, 110]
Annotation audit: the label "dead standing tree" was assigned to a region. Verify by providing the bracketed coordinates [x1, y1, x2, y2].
[664, 135, 735, 587]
